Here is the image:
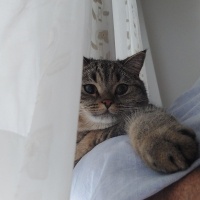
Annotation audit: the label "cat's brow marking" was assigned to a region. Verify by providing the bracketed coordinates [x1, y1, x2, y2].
[91, 73, 97, 82]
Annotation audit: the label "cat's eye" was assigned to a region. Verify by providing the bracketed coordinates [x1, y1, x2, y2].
[115, 84, 128, 95]
[83, 84, 96, 94]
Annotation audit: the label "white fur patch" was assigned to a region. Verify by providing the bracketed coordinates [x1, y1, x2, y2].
[89, 114, 116, 124]
[88, 113, 118, 129]
[79, 109, 118, 131]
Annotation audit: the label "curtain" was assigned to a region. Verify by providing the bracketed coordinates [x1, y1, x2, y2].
[84, 0, 116, 60]
[0, 0, 85, 199]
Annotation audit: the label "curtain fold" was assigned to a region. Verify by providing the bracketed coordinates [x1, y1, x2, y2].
[84, 0, 116, 60]
[0, 0, 85, 199]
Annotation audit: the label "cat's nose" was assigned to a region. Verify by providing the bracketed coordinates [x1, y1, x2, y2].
[102, 99, 113, 109]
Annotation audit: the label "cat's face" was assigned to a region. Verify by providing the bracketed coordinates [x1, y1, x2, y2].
[80, 51, 148, 129]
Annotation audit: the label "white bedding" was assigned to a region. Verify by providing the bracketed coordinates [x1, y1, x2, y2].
[71, 77, 200, 200]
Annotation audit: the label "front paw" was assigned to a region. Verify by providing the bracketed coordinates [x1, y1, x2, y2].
[142, 128, 199, 173]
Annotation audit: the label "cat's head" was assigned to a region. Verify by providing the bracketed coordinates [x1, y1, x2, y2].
[79, 50, 148, 130]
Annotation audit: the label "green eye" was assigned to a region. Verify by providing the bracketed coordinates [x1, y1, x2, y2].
[115, 84, 128, 95]
[84, 84, 96, 94]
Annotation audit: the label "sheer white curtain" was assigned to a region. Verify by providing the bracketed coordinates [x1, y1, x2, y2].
[83, 0, 116, 60]
[0, 0, 85, 199]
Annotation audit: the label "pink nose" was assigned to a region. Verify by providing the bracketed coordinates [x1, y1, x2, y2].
[102, 99, 113, 109]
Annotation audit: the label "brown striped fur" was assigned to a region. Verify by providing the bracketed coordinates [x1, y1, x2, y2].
[75, 51, 198, 173]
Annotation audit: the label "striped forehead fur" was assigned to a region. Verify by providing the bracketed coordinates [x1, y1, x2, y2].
[83, 59, 125, 84]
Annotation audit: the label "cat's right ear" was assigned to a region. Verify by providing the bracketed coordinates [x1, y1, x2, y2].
[83, 57, 90, 66]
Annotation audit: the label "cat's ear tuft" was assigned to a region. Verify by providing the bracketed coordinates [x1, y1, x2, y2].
[121, 50, 147, 75]
[83, 57, 91, 66]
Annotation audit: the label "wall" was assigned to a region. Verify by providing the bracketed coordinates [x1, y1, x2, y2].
[139, 0, 200, 107]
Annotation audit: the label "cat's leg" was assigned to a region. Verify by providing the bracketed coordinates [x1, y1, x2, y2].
[75, 130, 105, 166]
[75, 125, 124, 166]
[126, 105, 199, 173]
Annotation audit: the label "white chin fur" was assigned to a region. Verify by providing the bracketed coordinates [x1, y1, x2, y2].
[79, 109, 118, 131]
[89, 115, 116, 124]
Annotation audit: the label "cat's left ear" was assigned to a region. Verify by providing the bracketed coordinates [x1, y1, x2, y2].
[83, 57, 91, 66]
[121, 50, 147, 76]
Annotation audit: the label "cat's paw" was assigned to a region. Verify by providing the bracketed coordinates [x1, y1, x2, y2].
[142, 128, 199, 173]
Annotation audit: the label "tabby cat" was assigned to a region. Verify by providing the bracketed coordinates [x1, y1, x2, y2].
[75, 50, 198, 173]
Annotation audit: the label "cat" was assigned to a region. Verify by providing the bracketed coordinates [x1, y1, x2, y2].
[75, 50, 199, 173]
